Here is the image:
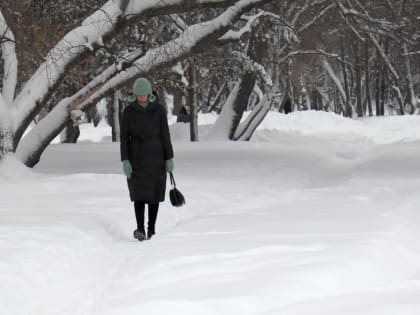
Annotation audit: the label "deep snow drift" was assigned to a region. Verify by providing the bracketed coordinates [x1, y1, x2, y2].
[1, 111, 420, 315]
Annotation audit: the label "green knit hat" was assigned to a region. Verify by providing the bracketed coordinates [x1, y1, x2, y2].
[128, 77, 156, 103]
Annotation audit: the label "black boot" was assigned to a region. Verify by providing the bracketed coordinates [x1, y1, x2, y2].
[134, 201, 146, 241]
[147, 203, 159, 240]
[133, 229, 146, 241]
[147, 228, 155, 240]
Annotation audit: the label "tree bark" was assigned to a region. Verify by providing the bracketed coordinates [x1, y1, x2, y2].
[375, 48, 381, 116]
[0, 127, 14, 160]
[188, 61, 199, 141]
[106, 90, 122, 142]
[403, 43, 417, 113]
[365, 40, 373, 116]
[354, 41, 363, 117]
[0, 102, 14, 160]
[61, 120, 80, 143]
[341, 38, 352, 117]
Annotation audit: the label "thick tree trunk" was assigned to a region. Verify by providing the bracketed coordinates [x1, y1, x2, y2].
[172, 88, 184, 116]
[228, 71, 257, 139]
[234, 93, 277, 141]
[62, 120, 80, 143]
[208, 72, 257, 141]
[107, 90, 122, 142]
[15, 99, 71, 167]
[0, 128, 14, 160]
[187, 62, 199, 142]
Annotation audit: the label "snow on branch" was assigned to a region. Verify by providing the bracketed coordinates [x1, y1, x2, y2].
[367, 33, 400, 81]
[220, 10, 266, 41]
[322, 57, 347, 103]
[334, 0, 400, 33]
[220, 10, 298, 43]
[10, 0, 122, 132]
[402, 51, 420, 56]
[277, 49, 343, 65]
[0, 9, 17, 105]
[299, 3, 335, 32]
[74, 0, 270, 111]
[291, 0, 310, 25]
[231, 51, 273, 86]
[10, 0, 252, 137]
[275, 2, 334, 60]
[16, 0, 271, 164]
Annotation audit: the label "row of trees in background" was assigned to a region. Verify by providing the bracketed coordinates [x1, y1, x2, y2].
[0, 0, 419, 167]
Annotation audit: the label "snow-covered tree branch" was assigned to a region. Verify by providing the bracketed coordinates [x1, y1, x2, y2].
[15, 0, 272, 165]
[9, 0, 265, 146]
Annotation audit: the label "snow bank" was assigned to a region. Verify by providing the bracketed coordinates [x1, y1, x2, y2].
[256, 111, 420, 144]
[8, 136, 420, 315]
[0, 154, 35, 180]
[168, 110, 420, 144]
[4, 111, 420, 315]
[42, 110, 420, 145]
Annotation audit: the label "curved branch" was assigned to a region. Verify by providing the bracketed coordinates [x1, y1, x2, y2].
[10, 0, 240, 144]
[16, 0, 272, 166]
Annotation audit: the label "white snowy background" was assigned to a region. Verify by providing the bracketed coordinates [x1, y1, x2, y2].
[1, 111, 420, 315]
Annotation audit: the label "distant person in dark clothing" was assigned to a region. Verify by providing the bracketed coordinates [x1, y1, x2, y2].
[120, 77, 174, 241]
[284, 97, 292, 114]
[176, 105, 191, 123]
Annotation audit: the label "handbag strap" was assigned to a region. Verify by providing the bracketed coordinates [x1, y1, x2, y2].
[169, 172, 176, 187]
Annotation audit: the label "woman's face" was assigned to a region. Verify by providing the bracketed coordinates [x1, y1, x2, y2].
[137, 94, 149, 103]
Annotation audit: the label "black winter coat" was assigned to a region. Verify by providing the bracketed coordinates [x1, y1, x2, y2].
[120, 100, 174, 203]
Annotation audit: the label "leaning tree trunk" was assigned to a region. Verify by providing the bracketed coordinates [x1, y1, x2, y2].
[61, 120, 80, 143]
[228, 71, 257, 139]
[207, 73, 256, 141]
[172, 88, 184, 116]
[234, 91, 280, 141]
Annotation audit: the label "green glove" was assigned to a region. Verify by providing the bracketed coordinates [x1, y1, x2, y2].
[122, 160, 132, 178]
[165, 159, 174, 173]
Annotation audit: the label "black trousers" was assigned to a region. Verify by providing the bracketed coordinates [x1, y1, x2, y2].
[134, 201, 159, 234]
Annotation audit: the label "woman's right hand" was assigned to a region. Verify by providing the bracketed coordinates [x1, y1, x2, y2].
[122, 160, 133, 178]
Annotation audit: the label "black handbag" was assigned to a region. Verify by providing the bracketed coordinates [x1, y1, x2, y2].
[169, 172, 185, 207]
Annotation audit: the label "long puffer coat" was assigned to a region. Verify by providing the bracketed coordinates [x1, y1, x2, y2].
[120, 100, 174, 203]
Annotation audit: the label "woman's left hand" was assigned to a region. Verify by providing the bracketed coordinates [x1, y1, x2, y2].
[165, 159, 174, 173]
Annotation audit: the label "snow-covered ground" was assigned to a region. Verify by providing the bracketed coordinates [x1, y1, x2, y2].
[1, 111, 420, 315]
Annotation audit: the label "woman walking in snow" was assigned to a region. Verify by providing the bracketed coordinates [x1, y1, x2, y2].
[120, 77, 174, 241]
